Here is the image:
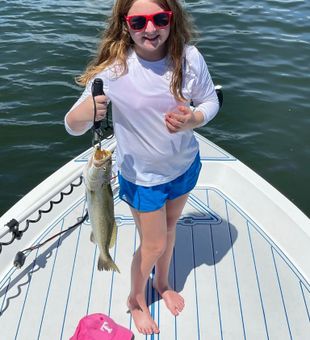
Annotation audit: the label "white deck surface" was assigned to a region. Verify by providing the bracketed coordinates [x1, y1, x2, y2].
[0, 134, 309, 340]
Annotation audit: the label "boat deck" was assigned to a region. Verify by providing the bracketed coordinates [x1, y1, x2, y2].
[0, 135, 309, 339]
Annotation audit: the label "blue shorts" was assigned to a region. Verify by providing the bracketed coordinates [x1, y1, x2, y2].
[118, 152, 202, 212]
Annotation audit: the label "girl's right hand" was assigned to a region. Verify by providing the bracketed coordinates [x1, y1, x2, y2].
[92, 94, 108, 121]
[65, 94, 109, 134]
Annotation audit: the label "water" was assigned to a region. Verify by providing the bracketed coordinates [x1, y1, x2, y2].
[0, 0, 309, 218]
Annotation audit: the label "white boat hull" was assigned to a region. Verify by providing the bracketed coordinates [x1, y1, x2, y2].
[0, 133, 309, 339]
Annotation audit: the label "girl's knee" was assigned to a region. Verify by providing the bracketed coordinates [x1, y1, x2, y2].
[141, 238, 167, 258]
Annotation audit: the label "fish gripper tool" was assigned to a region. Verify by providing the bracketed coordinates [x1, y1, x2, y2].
[91, 78, 105, 149]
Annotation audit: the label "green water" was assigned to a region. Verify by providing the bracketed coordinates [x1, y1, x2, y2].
[0, 0, 309, 217]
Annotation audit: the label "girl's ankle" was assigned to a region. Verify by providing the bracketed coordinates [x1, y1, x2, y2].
[128, 293, 146, 308]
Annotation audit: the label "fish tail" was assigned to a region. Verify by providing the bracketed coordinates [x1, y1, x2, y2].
[98, 255, 120, 273]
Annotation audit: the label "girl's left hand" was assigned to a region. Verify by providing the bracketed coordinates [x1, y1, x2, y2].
[165, 105, 196, 133]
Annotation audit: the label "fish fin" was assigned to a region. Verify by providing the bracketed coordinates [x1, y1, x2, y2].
[90, 231, 96, 243]
[98, 255, 120, 273]
[109, 221, 117, 249]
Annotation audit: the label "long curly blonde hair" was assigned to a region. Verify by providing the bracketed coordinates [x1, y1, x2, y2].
[76, 0, 195, 101]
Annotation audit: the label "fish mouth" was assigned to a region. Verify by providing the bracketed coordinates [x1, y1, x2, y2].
[94, 148, 112, 161]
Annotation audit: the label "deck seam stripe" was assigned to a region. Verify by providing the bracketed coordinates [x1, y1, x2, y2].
[299, 281, 310, 322]
[60, 211, 84, 340]
[247, 221, 270, 339]
[108, 227, 119, 317]
[85, 198, 97, 315]
[37, 218, 65, 339]
[86, 245, 97, 314]
[207, 188, 223, 340]
[211, 224, 223, 340]
[270, 241, 310, 290]
[0, 277, 10, 315]
[226, 201, 247, 340]
[191, 226, 201, 340]
[271, 247, 293, 340]
[14, 247, 40, 340]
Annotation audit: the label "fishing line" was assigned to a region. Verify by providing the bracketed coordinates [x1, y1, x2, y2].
[13, 212, 88, 269]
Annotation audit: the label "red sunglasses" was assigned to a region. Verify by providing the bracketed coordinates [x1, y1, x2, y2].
[124, 11, 173, 31]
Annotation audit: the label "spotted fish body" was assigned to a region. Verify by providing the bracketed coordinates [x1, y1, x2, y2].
[83, 148, 119, 272]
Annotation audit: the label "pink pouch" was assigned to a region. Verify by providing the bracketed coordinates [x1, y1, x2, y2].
[70, 313, 134, 340]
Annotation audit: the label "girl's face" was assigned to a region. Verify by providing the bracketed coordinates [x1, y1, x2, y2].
[126, 0, 171, 61]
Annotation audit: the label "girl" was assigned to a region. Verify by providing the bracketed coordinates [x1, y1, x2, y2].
[65, 0, 219, 335]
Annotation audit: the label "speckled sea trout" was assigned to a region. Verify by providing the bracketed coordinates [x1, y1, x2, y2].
[83, 148, 120, 272]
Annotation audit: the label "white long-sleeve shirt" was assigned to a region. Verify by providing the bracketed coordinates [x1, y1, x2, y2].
[65, 45, 219, 186]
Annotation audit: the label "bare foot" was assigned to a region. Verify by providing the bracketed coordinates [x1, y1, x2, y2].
[127, 296, 160, 335]
[153, 282, 185, 316]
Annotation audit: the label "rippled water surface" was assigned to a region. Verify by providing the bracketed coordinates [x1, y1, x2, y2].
[1, 0, 309, 217]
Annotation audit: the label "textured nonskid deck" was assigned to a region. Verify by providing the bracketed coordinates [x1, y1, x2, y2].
[0, 181, 309, 340]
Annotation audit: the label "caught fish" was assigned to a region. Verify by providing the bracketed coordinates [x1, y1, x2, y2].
[83, 147, 120, 272]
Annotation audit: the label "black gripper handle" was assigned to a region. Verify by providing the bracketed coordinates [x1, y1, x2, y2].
[92, 78, 105, 129]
